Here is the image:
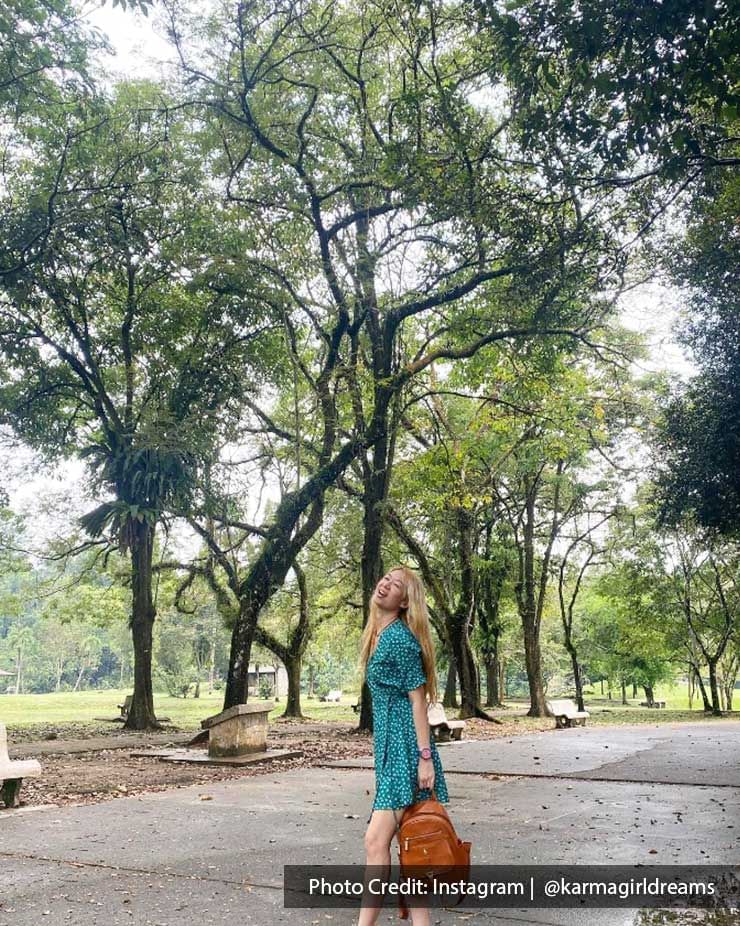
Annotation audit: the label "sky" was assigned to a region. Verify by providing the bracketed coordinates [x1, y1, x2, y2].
[2, 1, 697, 548]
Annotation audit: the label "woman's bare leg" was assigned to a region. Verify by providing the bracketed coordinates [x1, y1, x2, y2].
[357, 810, 395, 926]
[357, 810, 430, 926]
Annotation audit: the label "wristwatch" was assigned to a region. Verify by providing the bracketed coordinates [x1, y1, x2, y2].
[417, 746, 432, 760]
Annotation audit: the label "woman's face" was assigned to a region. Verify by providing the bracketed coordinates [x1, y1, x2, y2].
[373, 569, 408, 613]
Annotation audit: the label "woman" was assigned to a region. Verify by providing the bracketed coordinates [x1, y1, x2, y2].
[357, 565, 449, 926]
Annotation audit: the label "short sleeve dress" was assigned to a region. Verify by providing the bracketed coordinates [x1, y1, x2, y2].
[365, 618, 449, 823]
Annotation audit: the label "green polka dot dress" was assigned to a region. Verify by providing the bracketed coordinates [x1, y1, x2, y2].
[365, 618, 449, 823]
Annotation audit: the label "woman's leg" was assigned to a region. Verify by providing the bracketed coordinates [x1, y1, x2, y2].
[357, 810, 431, 926]
[357, 809, 396, 926]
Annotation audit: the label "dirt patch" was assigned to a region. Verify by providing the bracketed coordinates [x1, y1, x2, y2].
[17, 726, 374, 809]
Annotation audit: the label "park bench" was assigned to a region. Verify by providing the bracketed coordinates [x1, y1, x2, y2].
[117, 694, 133, 720]
[320, 689, 342, 703]
[546, 698, 590, 729]
[0, 722, 41, 808]
[427, 701, 466, 742]
[640, 700, 666, 709]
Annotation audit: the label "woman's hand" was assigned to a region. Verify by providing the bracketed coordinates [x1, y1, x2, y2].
[418, 757, 435, 791]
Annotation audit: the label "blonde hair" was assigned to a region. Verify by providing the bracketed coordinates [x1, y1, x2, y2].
[358, 564, 438, 705]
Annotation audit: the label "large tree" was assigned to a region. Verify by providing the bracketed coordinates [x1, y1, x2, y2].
[165, 0, 632, 716]
[0, 82, 283, 727]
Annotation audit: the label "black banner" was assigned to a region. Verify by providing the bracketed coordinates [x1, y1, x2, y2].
[283, 864, 739, 910]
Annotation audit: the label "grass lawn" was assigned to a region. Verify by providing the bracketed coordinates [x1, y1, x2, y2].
[1, 682, 734, 737]
[0, 688, 363, 730]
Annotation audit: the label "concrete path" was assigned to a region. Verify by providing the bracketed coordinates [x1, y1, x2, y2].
[1, 722, 738, 926]
[328, 722, 740, 787]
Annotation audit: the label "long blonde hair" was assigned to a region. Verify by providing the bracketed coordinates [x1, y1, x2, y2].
[359, 564, 438, 704]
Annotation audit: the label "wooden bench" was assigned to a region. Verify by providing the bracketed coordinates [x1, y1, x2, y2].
[546, 698, 590, 729]
[427, 701, 465, 742]
[320, 689, 342, 703]
[0, 722, 41, 808]
[640, 700, 666, 709]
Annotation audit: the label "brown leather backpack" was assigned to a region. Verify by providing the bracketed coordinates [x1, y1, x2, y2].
[392, 788, 472, 920]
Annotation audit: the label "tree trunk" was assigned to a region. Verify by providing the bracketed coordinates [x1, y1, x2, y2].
[73, 665, 85, 692]
[643, 684, 655, 708]
[485, 649, 504, 707]
[443, 657, 457, 708]
[632, 681, 638, 698]
[564, 640, 585, 713]
[358, 443, 388, 734]
[523, 612, 548, 716]
[449, 611, 480, 719]
[707, 659, 722, 716]
[621, 677, 627, 706]
[124, 519, 160, 730]
[208, 640, 215, 694]
[693, 664, 713, 712]
[283, 655, 304, 718]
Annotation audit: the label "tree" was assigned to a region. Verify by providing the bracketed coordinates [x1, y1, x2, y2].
[655, 168, 740, 536]
[164, 0, 631, 718]
[0, 82, 283, 727]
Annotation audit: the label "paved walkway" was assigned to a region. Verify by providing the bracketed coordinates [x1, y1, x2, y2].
[1, 721, 738, 925]
[328, 721, 740, 787]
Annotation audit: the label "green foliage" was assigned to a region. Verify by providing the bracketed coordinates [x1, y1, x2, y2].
[476, 0, 739, 176]
[654, 168, 740, 535]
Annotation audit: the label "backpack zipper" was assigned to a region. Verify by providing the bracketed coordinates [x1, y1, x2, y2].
[404, 829, 444, 852]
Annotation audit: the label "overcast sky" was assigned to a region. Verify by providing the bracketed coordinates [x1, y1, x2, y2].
[2, 1, 697, 545]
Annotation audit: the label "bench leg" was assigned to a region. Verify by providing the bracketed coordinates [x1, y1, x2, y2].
[555, 716, 567, 729]
[1, 778, 22, 808]
[452, 729, 463, 741]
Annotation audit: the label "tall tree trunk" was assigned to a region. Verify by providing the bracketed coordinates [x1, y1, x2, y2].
[692, 663, 713, 712]
[443, 658, 457, 708]
[358, 437, 389, 734]
[449, 610, 480, 719]
[124, 519, 160, 730]
[707, 659, 722, 716]
[643, 684, 655, 708]
[564, 639, 585, 712]
[632, 681, 638, 698]
[485, 648, 503, 707]
[523, 615, 548, 715]
[620, 677, 627, 706]
[283, 655, 304, 717]
[208, 641, 215, 694]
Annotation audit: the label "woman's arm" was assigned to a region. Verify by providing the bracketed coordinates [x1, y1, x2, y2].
[409, 687, 434, 790]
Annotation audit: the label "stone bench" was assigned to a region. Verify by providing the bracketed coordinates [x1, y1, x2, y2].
[546, 698, 590, 729]
[201, 702, 275, 758]
[0, 722, 41, 808]
[427, 701, 465, 742]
